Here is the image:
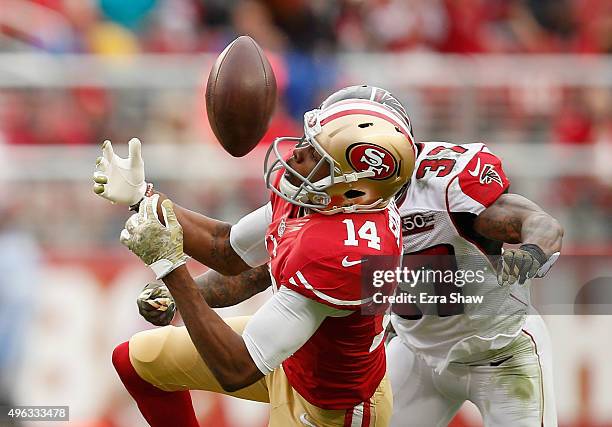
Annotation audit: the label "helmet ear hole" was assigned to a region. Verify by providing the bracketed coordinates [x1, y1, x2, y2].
[358, 122, 374, 128]
[344, 189, 366, 199]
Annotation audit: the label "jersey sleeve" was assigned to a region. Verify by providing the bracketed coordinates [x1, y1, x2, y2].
[242, 286, 346, 374]
[229, 203, 272, 267]
[447, 147, 510, 215]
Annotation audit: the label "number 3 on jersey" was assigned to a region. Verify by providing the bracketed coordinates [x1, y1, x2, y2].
[343, 219, 381, 250]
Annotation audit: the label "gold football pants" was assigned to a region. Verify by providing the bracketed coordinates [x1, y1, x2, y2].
[129, 316, 392, 427]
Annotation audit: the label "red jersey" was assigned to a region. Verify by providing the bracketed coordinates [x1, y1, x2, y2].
[265, 186, 402, 410]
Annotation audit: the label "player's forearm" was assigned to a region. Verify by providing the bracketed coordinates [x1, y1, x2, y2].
[519, 212, 563, 256]
[174, 205, 248, 275]
[153, 192, 250, 275]
[194, 265, 272, 308]
[163, 266, 264, 391]
[474, 193, 563, 256]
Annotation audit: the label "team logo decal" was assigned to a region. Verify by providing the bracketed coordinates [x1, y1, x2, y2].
[479, 164, 503, 186]
[374, 89, 410, 128]
[347, 143, 398, 180]
[401, 212, 435, 235]
[305, 110, 318, 128]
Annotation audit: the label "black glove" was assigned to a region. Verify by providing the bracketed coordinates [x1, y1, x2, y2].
[137, 282, 176, 326]
[497, 244, 547, 286]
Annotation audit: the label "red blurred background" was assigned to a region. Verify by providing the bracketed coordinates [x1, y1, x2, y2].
[0, 1, 611, 426]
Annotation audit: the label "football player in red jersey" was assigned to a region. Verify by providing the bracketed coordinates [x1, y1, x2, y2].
[94, 96, 415, 426]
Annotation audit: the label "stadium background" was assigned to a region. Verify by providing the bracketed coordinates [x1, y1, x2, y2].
[0, 0, 611, 426]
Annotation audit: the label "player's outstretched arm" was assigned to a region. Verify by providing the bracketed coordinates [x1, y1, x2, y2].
[195, 265, 272, 307]
[120, 197, 266, 388]
[473, 193, 564, 285]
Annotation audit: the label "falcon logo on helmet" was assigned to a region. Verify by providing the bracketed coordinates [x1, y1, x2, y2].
[347, 143, 398, 180]
[373, 88, 411, 128]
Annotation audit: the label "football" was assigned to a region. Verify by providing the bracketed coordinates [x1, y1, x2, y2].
[205, 36, 277, 157]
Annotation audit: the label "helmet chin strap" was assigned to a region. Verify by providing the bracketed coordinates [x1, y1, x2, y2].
[279, 168, 380, 212]
[278, 174, 330, 206]
[279, 173, 388, 215]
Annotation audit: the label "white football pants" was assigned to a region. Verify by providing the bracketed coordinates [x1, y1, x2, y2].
[387, 315, 557, 427]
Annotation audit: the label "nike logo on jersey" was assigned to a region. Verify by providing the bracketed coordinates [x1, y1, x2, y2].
[342, 256, 364, 267]
[468, 354, 513, 367]
[467, 158, 481, 176]
[490, 355, 513, 366]
[467, 158, 504, 187]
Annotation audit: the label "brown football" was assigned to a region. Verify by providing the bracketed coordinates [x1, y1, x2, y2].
[205, 36, 277, 157]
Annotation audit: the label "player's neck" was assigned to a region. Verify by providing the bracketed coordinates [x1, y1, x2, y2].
[298, 207, 311, 217]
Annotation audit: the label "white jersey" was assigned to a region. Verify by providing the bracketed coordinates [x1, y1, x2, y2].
[392, 141, 530, 372]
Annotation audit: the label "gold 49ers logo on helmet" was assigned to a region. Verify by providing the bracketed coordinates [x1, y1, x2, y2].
[346, 143, 398, 180]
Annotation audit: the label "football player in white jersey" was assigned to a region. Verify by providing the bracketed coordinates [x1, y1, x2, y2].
[388, 139, 561, 427]
[120, 85, 563, 427]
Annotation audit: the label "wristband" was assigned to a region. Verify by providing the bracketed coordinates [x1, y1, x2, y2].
[150, 257, 187, 280]
[518, 244, 548, 266]
[535, 251, 560, 278]
[129, 183, 154, 212]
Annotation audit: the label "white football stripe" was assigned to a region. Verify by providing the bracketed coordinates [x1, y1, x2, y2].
[320, 99, 411, 133]
[351, 402, 364, 427]
[294, 270, 372, 306]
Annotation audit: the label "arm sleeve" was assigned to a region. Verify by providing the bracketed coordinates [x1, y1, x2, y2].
[447, 149, 510, 215]
[242, 286, 350, 375]
[229, 203, 272, 267]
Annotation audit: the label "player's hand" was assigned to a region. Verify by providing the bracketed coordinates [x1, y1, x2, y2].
[497, 245, 545, 286]
[137, 282, 176, 326]
[93, 138, 147, 206]
[120, 195, 188, 279]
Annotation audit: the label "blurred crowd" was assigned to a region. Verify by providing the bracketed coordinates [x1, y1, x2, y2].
[0, 0, 611, 147]
[1, 0, 611, 55]
[0, 0, 611, 250]
[0, 4, 610, 424]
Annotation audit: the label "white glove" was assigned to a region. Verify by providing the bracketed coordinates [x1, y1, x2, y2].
[93, 138, 147, 206]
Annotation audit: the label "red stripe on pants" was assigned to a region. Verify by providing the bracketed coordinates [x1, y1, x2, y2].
[362, 400, 371, 427]
[344, 407, 354, 427]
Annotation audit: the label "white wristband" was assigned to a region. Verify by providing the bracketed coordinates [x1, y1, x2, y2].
[535, 252, 560, 278]
[150, 258, 188, 280]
